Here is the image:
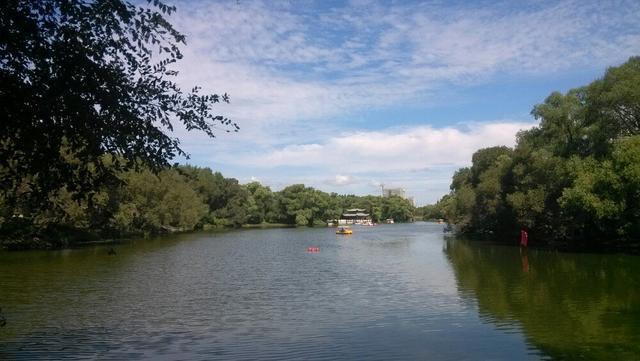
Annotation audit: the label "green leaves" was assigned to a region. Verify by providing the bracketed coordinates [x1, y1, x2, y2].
[0, 0, 237, 210]
[560, 157, 622, 220]
[587, 57, 640, 138]
[442, 57, 640, 244]
[114, 167, 208, 233]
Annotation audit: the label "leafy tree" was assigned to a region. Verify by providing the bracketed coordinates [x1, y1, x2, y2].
[245, 182, 275, 224]
[613, 136, 640, 238]
[586, 57, 640, 139]
[112, 167, 207, 233]
[0, 0, 238, 209]
[382, 196, 414, 222]
[470, 147, 512, 185]
[450, 168, 472, 192]
[473, 152, 512, 233]
[448, 185, 476, 230]
[531, 90, 587, 156]
[194, 175, 249, 227]
[559, 136, 640, 240]
[179, 166, 228, 212]
[416, 198, 450, 220]
[438, 56, 640, 245]
[322, 193, 344, 222]
[213, 188, 249, 227]
[277, 184, 323, 226]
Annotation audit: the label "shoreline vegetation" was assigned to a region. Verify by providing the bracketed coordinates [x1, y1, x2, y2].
[0, 0, 414, 252]
[418, 57, 640, 250]
[1, 2, 638, 253]
[4, 54, 640, 252]
[0, 167, 415, 250]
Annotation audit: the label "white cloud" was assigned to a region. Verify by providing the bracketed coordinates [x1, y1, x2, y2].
[169, 0, 640, 130]
[216, 120, 537, 205]
[238, 121, 536, 172]
[156, 0, 640, 204]
[325, 174, 358, 186]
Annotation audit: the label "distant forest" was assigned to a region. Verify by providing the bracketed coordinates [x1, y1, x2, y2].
[0, 0, 414, 249]
[0, 163, 415, 249]
[2, 1, 638, 250]
[418, 57, 640, 246]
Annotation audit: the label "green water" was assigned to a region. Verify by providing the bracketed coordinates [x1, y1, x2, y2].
[0, 223, 639, 360]
[444, 237, 640, 360]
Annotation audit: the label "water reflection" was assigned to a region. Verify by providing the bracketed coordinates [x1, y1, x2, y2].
[444, 238, 640, 360]
[3, 225, 637, 359]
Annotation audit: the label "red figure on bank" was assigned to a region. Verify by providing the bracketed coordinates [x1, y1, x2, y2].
[520, 229, 529, 247]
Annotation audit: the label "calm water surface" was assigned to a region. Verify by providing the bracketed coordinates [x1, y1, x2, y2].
[1, 223, 639, 360]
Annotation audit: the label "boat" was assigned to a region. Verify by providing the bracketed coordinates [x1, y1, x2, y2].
[336, 226, 353, 235]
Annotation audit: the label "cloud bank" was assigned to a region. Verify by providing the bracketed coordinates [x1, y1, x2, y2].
[217, 120, 536, 204]
[156, 0, 640, 204]
[171, 0, 640, 128]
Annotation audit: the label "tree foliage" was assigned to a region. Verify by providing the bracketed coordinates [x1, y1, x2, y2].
[434, 57, 640, 245]
[0, 163, 416, 248]
[0, 0, 237, 209]
[112, 168, 208, 233]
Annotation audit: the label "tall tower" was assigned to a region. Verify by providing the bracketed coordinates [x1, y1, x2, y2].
[380, 183, 385, 197]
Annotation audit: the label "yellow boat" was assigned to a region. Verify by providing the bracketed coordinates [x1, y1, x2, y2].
[336, 226, 353, 235]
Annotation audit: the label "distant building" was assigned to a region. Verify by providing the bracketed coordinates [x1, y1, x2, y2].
[382, 186, 415, 206]
[383, 187, 406, 198]
[338, 208, 371, 225]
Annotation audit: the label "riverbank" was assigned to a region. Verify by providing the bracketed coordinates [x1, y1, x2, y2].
[448, 228, 640, 255]
[240, 223, 295, 229]
[6, 220, 637, 254]
[0, 222, 305, 251]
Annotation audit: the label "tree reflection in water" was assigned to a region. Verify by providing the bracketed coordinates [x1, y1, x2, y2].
[444, 238, 640, 360]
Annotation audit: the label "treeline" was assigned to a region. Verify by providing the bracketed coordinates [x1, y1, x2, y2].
[0, 0, 421, 250]
[0, 164, 415, 249]
[422, 57, 640, 246]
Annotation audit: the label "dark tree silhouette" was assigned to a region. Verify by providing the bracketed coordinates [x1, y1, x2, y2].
[0, 0, 238, 208]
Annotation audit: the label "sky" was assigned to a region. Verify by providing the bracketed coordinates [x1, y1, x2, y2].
[164, 0, 640, 205]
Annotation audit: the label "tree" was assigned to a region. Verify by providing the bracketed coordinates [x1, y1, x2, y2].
[322, 192, 344, 222]
[382, 196, 414, 222]
[245, 182, 275, 224]
[559, 136, 640, 240]
[278, 184, 317, 226]
[586, 57, 640, 138]
[0, 0, 238, 209]
[112, 167, 207, 233]
[450, 168, 471, 192]
[531, 90, 587, 156]
[448, 185, 476, 230]
[178, 166, 228, 213]
[439, 56, 640, 245]
[612, 136, 640, 239]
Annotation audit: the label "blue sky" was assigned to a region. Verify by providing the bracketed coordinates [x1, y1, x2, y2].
[166, 0, 640, 205]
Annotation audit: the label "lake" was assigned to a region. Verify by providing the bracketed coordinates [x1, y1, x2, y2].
[1, 222, 639, 360]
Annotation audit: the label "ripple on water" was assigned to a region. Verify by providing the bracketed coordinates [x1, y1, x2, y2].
[2, 223, 639, 360]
